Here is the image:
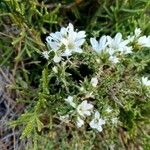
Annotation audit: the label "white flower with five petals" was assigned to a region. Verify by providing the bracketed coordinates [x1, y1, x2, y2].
[61, 23, 86, 54]
[77, 100, 93, 117]
[89, 111, 105, 132]
[107, 33, 132, 54]
[46, 23, 86, 63]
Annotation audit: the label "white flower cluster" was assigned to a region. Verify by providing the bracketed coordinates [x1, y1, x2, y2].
[42, 24, 150, 132]
[64, 96, 106, 132]
[43, 23, 86, 62]
[42, 24, 150, 64]
[61, 77, 118, 132]
[90, 33, 132, 63]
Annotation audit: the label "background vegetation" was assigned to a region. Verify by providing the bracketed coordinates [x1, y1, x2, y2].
[0, 0, 150, 149]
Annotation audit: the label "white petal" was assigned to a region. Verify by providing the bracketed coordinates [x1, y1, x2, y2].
[73, 47, 83, 53]
[107, 36, 113, 45]
[53, 55, 61, 63]
[60, 27, 67, 36]
[68, 31, 77, 42]
[109, 56, 119, 64]
[87, 104, 94, 110]
[90, 38, 99, 51]
[115, 33, 122, 44]
[94, 111, 100, 118]
[76, 117, 84, 128]
[77, 31, 86, 39]
[50, 32, 61, 41]
[123, 46, 133, 54]
[62, 49, 72, 57]
[89, 120, 97, 129]
[49, 42, 60, 51]
[107, 48, 115, 56]
[99, 35, 107, 48]
[61, 38, 68, 46]
[127, 35, 134, 43]
[75, 39, 85, 46]
[98, 119, 105, 125]
[82, 100, 93, 110]
[84, 110, 92, 116]
[68, 23, 74, 32]
[77, 100, 93, 117]
[138, 36, 150, 48]
[97, 126, 103, 132]
[46, 36, 51, 43]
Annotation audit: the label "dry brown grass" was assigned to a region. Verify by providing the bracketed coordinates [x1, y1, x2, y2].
[0, 68, 26, 150]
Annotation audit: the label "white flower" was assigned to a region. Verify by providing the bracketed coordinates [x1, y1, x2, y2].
[42, 51, 49, 59]
[90, 35, 107, 53]
[111, 117, 118, 124]
[60, 114, 70, 123]
[109, 55, 119, 64]
[90, 77, 98, 87]
[127, 35, 135, 43]
[53, 55, 61, 63]
[76, 117, 84, 128]
[65, 96, 76, 108]
[61, 23, 86, 54]
[141, 77, 150, 86]
[77, 100, 93, 117]
[46, 23, 86, 63]
[89, 111, 105, 132]
[107, 33, 131, 53]
[134, 28, 141, 37]
[127, 28, 141, 43]
[137, 36, 150, 48]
